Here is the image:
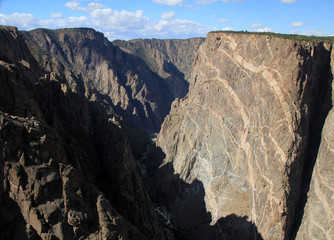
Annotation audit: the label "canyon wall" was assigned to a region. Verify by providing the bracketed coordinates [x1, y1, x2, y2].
[296, 46, 334, 240]
[155, 32, 333, 239]
[0, 26, 171, 240]
[113, 38, 205, 99]
[22, 29, 175, 154]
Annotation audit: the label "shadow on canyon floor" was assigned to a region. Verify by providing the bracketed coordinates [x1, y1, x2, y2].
[145, 147, 263, 240]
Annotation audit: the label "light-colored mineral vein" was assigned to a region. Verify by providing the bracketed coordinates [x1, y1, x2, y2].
[268, 132, 287, 163]
[266, 37, 274, 59]
[216, 44, 294, 136]
[198, 45, 258, 223]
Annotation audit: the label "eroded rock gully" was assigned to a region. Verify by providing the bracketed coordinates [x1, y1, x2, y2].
[0, 25, 333, 240]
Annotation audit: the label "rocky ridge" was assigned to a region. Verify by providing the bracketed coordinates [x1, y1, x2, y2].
[0, 26, 171, 240]
[154, 32, 334, 239]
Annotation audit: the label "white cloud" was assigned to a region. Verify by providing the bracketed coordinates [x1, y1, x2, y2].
[300, 30, 325, 36]
[152, 0, 184, 6]
[250, 23, 272, 32]
[0, 5, 214, 40]
[90, 8, 148, 30]
[219, 18, 230, 25]
[65, 2, 85, 11]
[250, 23, 262, 29]
[281, 0, 297, 3]
[50, 13, 63, 18]
[291, 21, 306, 27]
[162, 11, 176, 20]
[196, 0, 244, 4]
[65, 1, 104, 11]
[88, 2, 105, 9]
[257, 27, 272, 32]
[147, 18, 214, 38]
[222, 27, 234, 31]
[0, 13, 38, 29]
[291, 29, 332, 36]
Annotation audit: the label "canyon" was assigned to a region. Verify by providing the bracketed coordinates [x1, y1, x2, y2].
[0, 25, 333, 240]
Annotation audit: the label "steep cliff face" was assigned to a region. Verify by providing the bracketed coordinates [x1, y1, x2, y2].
[296, 47, 334, 240]
[155, 32, 333, 239]
[21, 28, 174, 153]
[113, 38, 204, 99]
[0, 26, 170, 240]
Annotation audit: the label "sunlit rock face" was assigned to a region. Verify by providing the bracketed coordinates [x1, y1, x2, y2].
[156, 31, 333, 239]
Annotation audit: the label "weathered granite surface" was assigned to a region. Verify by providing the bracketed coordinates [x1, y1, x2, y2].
[155, 32, 333, 239]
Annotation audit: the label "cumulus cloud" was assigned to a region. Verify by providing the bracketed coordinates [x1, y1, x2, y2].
[196, 0, 244, 4]
[65, 2, 85, 11]
[65, 1, 104, 11]
[162, 11, 176, 20]
[291, 21, 306, 27]
[50, 13, 63, 18]
[250, 23, 272, 32]
[147, 18, 214, 38]
[152, 0, 184, 6]
[222, 27, 234, 31]
[301, 30, 325, 36]
[250, 23, 261, 29]
[219, 18, 230, 25]
[0, 2, 215, 40]
[291, 29, 325, 36]
[0, 13, 39, 29]
[281, 0, 297, 3]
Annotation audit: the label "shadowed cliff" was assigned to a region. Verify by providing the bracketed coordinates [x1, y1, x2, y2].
[113, 38, 205, 99]
[21, 28, 176, 155]
[145, 146, 263, 240]
[0, 26, 172, 240]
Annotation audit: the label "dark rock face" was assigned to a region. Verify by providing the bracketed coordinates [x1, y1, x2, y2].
[21, 28, 175, 154]
[153, 32, 334, 239]
[0, 26, 171, 240]
[113, 38, 205, 99]
[296, 46, 334, 240]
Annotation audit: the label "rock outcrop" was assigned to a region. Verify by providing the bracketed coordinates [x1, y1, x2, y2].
[154, 32, 333, 239]
[0, 26, 171, 240]
[296, 47, 334, 240]
[21, 28, 174, 154]
[113, 38, 204, 99]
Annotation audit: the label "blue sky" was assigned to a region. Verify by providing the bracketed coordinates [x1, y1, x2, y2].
[0, 0, 333, 40]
